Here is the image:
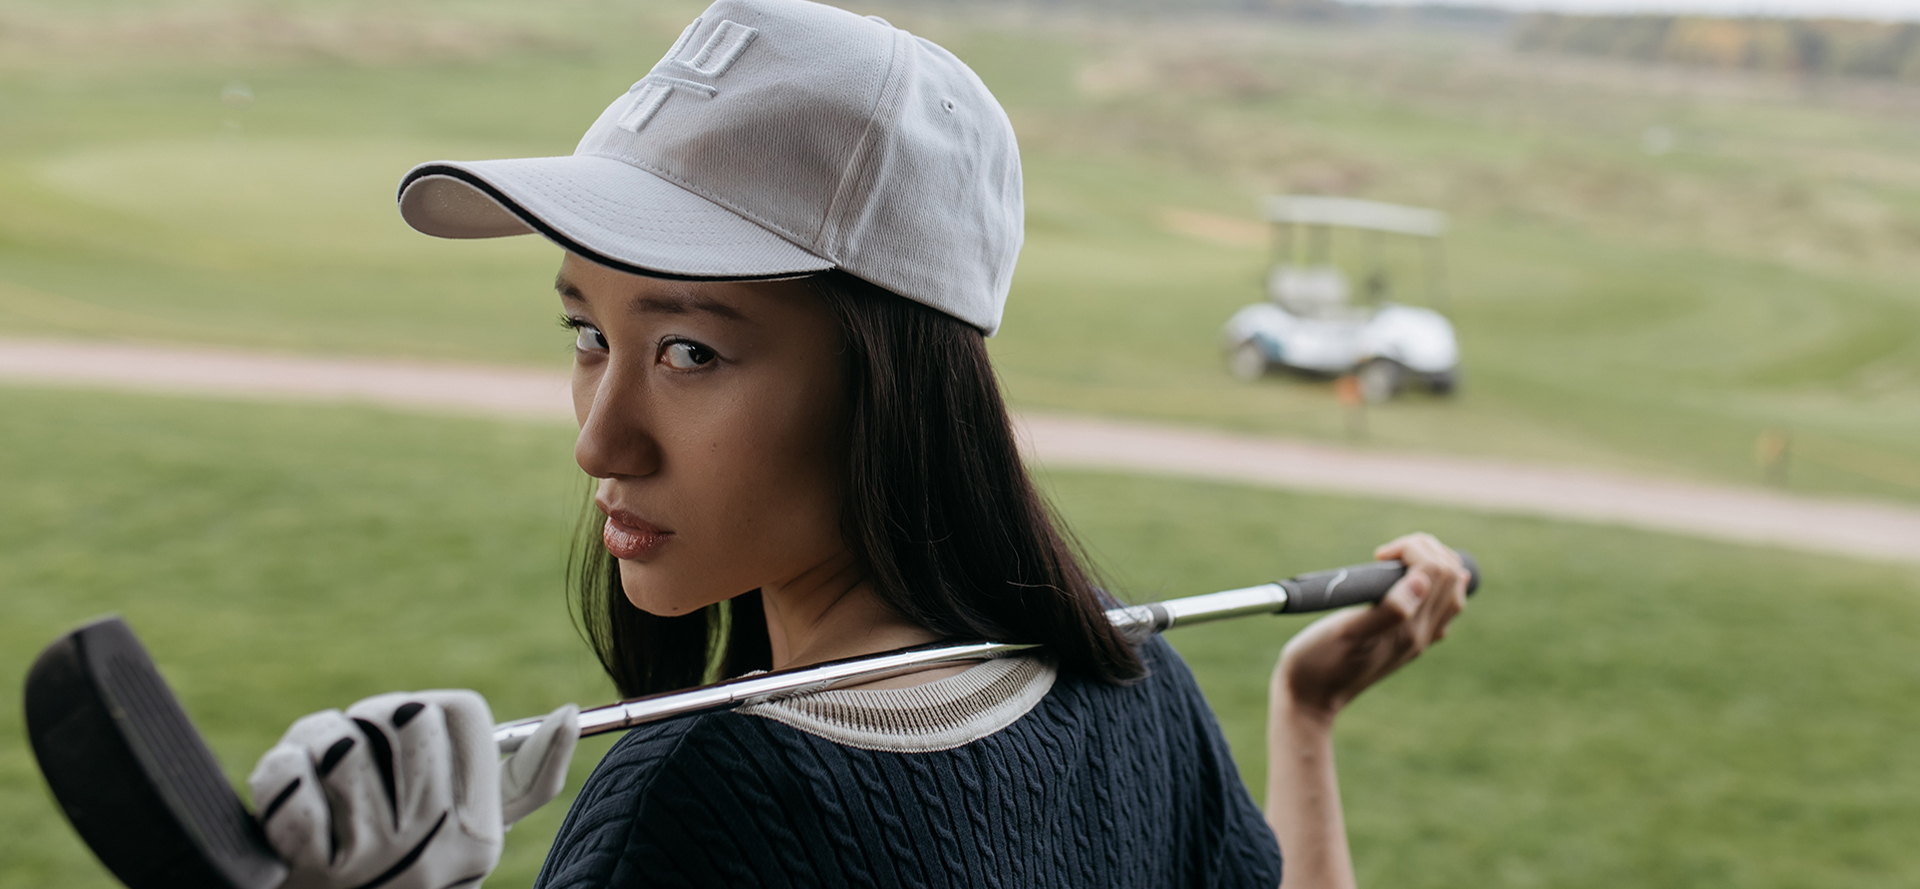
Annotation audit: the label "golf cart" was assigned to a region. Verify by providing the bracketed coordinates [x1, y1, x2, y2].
[1221, 196, 1460, 402]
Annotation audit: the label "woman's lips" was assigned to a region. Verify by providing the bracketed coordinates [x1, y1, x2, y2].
[602, 511, 673, 561]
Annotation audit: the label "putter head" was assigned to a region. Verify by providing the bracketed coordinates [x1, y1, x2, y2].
[24, 616, 286, 889]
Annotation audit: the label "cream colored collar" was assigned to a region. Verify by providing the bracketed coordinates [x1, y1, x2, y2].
[737, 656, 1055, 753]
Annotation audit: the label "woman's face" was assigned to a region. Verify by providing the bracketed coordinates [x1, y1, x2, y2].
[557, 253, 850, 617]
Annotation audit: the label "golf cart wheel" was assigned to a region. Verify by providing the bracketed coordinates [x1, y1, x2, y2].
[1227, 340, 1269, 382]
[1356, 358, 1405, 403]
[1427, 369, 1459, 395]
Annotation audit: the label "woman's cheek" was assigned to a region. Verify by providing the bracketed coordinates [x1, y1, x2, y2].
[569, 358, 604, 427]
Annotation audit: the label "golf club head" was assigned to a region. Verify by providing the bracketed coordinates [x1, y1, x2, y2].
[24, 616, 286, 889]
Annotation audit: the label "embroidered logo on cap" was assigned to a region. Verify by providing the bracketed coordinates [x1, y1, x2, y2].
[616, 18, 759, 134]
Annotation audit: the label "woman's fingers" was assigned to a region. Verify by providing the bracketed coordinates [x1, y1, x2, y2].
[1380, 532, 1468, 645]
[293, 710, 393, 874]
[1377, 533, 1452, 573]
[410, 690, 502, 843]
[249, 691, 507, 889]
[500, 703, 580, 828]
[248, 737, 331, 872]
[342, 694, 455, 841]
[1373, 532, 1434, 562]
[1376, 561, 1428, 620]
[1277, 533, 1472, 717]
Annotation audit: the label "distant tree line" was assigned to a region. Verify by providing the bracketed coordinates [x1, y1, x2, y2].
[1515, 14, 1920, 80]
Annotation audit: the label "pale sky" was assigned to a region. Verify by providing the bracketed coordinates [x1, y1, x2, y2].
[1346, 0, 1920, 20]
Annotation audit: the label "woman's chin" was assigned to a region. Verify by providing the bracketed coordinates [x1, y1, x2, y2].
[616, 565, 718, 617]
[622, 589, 703, 617]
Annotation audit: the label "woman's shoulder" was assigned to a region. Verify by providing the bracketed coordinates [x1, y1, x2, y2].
[558, 701, 795, 816]
[572, 709, 722, 796]
[1061, 635, 1235, 747]
[571, 636, 1198, 789]
[536, 642, 1268, 888]
[534, 708, 766, 888]
[563, 653, 1064, 815]
[1062, 632, 1210, 711]
[539, 657, 1064, 886]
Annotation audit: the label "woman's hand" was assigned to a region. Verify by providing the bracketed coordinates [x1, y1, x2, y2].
[246, 691, 578, 889]
[1265, 533, 1471, 889]
[1275, 533, 1472, 724]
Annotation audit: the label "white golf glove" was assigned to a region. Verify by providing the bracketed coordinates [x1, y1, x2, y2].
[247, 690, 578, 889]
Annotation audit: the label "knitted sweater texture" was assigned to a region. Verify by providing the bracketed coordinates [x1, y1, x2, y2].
[533, 636, 1282, 888]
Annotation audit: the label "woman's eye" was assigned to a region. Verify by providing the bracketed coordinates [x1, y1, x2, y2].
[572, 323, 608, 352]
[660, 340, 717, 370]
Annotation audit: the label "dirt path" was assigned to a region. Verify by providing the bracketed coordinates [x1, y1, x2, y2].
[6, 336, 1917, 565]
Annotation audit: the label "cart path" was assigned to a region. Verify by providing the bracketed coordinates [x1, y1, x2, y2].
[6, 336, 1918, 565]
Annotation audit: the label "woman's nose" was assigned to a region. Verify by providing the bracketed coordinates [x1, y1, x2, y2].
[573, 364, 661, 480]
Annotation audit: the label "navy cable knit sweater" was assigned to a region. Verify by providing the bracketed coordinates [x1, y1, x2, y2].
[533, 636, 1282, 888]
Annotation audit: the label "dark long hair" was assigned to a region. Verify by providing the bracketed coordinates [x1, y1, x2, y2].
[570, 271, 1144, 699]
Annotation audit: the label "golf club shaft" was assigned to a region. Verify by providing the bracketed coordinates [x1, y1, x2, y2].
[495, 551, 1479, 753]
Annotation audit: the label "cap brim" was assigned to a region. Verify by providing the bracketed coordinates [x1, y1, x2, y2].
[397, 156, 834, 280]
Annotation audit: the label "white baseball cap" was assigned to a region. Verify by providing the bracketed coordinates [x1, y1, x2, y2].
[396, 0, 1023, 334]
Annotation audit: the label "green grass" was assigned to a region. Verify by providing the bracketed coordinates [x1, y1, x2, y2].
[2, 1, 1919, 501]
[1060, 467, 1920, 886]
[4, 387, 1917, 888]
[0, 388, 606, 886]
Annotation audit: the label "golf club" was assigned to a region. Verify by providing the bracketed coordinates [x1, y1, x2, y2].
[25, 552, 1478, 889]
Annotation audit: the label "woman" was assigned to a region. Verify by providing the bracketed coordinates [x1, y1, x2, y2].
[247, 2, 1471, 887]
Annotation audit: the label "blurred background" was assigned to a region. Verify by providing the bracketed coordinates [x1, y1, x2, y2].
[4, 0, 1919, 885]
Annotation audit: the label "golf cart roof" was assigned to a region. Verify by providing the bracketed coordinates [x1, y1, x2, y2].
[1264, 195, 1447, 238]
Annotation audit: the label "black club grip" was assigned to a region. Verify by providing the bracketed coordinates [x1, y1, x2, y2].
[1278, 550, 1480, 614]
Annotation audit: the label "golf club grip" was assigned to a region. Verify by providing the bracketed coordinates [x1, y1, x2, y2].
[1280, 550, 1479, 613]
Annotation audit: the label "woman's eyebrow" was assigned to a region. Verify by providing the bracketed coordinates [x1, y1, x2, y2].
[553, 275, 746, 320]
[630, 293, 746, 321]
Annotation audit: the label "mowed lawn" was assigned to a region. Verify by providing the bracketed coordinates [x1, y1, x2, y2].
[2, 0, 1919, 502]
[3, 387, 1916, 888]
